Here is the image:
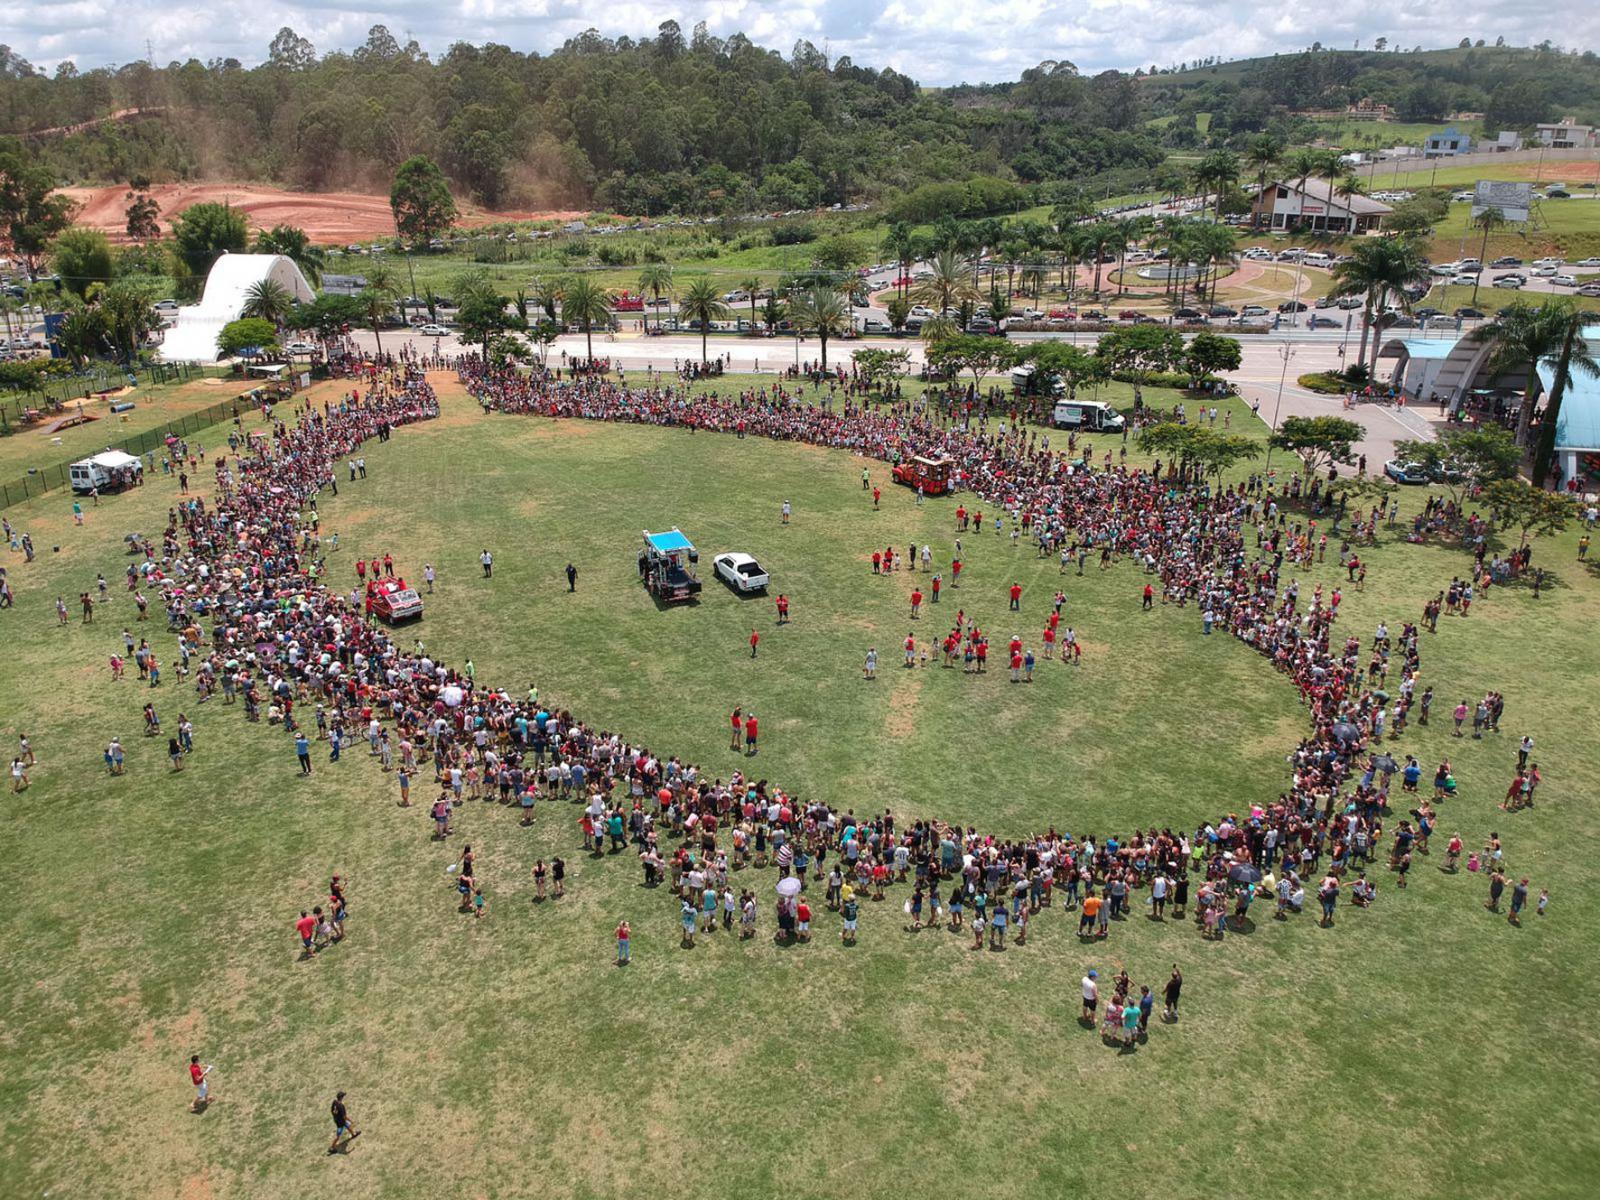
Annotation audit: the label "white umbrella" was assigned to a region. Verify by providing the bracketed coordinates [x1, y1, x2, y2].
[440, 684, 464, 708]
[775, 877, 802, 898]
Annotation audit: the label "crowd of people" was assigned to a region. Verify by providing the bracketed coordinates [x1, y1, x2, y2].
[42, 351, 1543, 1017]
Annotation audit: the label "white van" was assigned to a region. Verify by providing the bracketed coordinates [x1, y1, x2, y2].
[69, 450, 144, 493]
[1303, 252, 1333, 268]
[1052, 400, 1125, 433]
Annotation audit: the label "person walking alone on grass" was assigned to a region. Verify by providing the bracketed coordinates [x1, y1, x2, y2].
[566, 563, 577, 592]
[749, 628, 759, 658]
[616, 919, 631, 965]
[329, 1091, 360, 1154]
[188, 1056, 213, 1111]
[480, 549, 493, 578]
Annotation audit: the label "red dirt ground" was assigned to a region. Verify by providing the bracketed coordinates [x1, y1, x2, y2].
[58, 182, 587, 244]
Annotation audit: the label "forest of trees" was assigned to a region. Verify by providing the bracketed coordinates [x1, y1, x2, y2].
[1140, 43, 1600, 151]
[0, 23, 1164, 217]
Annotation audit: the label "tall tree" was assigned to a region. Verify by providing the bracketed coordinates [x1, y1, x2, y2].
[909, 249, 978, 317]
[253, 224, 326, 286]
[0, 137, 78, 276]
[240, 278, 294, 327]
[1328, 235, 1427, 374]
[558, 275, 612, 364]
[1471, 301, 1571, 448]
[789, 284, 850, 370]
[676, 277, 730, 366]
[51, 228, 114, 298]
[637, 262, 674, 333]
[170, 202, 249, 280]
[390, 156, 458, 245]
[1244, 134, 1282, 231]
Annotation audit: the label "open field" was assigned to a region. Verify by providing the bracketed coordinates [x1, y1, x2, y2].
[2, 374, 1599, 1199]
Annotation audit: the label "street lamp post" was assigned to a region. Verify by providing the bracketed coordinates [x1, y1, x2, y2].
[1263, 343, 1297, 474]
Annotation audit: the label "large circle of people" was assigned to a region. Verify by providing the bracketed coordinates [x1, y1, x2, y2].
[132, 352, 1501, 984]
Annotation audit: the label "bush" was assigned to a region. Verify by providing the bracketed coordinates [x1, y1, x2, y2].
[771, 224, 817, 246]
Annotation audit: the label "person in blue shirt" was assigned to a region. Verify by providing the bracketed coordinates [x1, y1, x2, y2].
[295, 733, 312, 775]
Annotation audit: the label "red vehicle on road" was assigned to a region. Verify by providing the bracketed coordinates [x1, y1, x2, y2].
[613, 291, 646, 312]
[891, 454, 954, 496]
[366, 577, 424, 623]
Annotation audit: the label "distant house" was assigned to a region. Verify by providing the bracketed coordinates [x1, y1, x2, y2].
[1251, 178, 1393, 235]
[1422, 127, 1473, 158]
[1489, 131, 1524, 153]
[1347, 97, 1395, 120]
[1535, 119, 1598, 149]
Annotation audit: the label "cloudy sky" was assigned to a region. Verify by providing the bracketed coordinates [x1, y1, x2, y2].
[5, 1, 1596, 85]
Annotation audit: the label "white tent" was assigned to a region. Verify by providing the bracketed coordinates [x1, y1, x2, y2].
[160, 253, 315, 363]
[89, 449, 143, 471]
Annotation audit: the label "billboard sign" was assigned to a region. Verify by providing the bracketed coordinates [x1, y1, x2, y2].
[1472, 180, 1532, 223]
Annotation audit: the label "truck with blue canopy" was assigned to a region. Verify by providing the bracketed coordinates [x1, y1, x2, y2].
[639, 528, 702, 602]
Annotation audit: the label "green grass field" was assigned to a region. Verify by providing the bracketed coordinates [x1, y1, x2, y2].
[2, 376, 1599, 1199]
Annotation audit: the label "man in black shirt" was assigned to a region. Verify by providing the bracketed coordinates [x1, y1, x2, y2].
[329, 1091, 360, 1154]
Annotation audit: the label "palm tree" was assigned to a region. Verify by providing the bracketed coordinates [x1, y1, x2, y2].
[637, 262, 674, 332]
[1328, 235, 1428, 375]
[1020, 256, 1049, 299]
[1468, 206, 1507, 307]
[559, 275, 612, 364]
[1194, 150, 1241, 220]
[1192, 221, 1239, 304]
[1086, 222, 1119, 295]
[241, 279, 294, 327]
[738, 276, 764, 333]
[789, 284, 851, 370]
[910, 249, 978, 317]
[883, 222, 916, 298]
[1245, 134, 1281, 231]
[357, 288, 392, 355]
[1472, 301, 1572, 448]
[1057, 226, 1091, 299]
[1530, 303, 1600, 486]
[678, 277, 731, 366]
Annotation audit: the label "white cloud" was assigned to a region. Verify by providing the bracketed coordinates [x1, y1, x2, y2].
[5, 0, 1597, 84]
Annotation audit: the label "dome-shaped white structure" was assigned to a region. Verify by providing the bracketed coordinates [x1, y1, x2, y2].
[160, 252, 316, 362]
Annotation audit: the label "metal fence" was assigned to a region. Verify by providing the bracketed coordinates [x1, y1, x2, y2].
[0, 392, 249, 512]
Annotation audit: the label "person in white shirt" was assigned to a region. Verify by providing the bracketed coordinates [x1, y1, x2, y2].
[480, 549, 493, 578]
[1081, 971, 1099, 1021]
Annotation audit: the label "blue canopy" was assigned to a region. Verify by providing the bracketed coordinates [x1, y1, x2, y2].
[644, 529, 694, 553]
[1539, 362, 1600, 453]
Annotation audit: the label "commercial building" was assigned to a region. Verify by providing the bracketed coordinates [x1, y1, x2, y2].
[1250, 178, 1393, 234]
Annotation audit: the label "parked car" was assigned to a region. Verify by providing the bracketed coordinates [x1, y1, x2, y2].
[1384, 459, 1430, 485]
[285, 341, 317, 355]
[367, 577, 424, 623]
[713, 552, 769, 593]
[1577, 283, 1600, 298]
[1490, 256, 1524, 268]
[1532, 266, 1558, 277]
[153, 299, 179, 312]
[1208, 304, 1237, 317]
[1277, 300, 1308, 313]
[1551, 275, 1579, 288]
[1306, 315, 1341, 329]
[1172, 307, 1205, 320]
[1453, 307, 1486, 319]
[1336, 296, 1364, 310]
[1414, 307, 1444, 320]
[1449, 274, 1477, 287]
[1240, 304, 1270, 317]
[1492, 276, 1525, 289]
[1531, 257, 1564, 268]
[1574, 257, 1600, 268]
[419, 324, 450, 336]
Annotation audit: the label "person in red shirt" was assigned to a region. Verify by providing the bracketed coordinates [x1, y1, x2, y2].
[976, 638, 988, 671]
[1009, 635, 1022, 658]
[872, 486, 881, 508]
[955, 504, 966, 529]
[775, 593, 790, 624]
[904, 633, 916, 667]
[910, 588, 922, 618]
[931, 573, 941, 603]
[744, 712, 758, 755]
[729, 707, 742, 751]
[382, 553, 394, 577]
[796, 898, 812, 941]
[1010, 650, 1023, 682]
[295, 910, 317, 958]
[1142, 583, 1154, 610]
[188, 1055, 212, 1110]
[749, 628, 760, 658]
[872, 550, 882, 574]
[951, 558, 962, 586]
[1043, 626, 1057, 658]
[355, 558, 367, 582]
[1009, 581, 1023, 610]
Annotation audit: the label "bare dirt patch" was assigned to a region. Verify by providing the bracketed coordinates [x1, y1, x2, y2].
[886, 670, 925, 737]
[59, 183, 588, 245]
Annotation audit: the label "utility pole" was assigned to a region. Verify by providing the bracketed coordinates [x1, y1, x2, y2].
[1263, 344, 1296, 474]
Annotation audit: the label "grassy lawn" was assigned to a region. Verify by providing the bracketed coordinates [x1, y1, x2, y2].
[2, 375, 1598, 1199]
[0, 370, 247, 481]
[1421, 282, 1600, 315]
[1424, 199, 1600, 262]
